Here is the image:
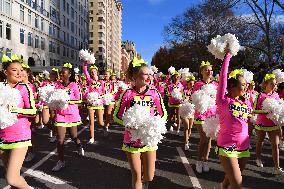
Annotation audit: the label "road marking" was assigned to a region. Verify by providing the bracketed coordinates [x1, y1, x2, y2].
[176, 147, 202, 189]
[4, 126, 87, 189]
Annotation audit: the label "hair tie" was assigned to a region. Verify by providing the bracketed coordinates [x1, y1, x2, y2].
[63, 63, 73, 69]
[264, 73, 276, 82]
[200, 61, 211, 69]
[229, 69, 243, 79]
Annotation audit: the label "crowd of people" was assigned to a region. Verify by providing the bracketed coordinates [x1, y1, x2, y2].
[0, 50, 284, 189]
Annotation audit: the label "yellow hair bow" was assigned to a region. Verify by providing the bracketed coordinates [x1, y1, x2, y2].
[250, 81, 255, 85]
[229, 69, 243, 79]
[186, 75, 196, 81]
[111, 72, 117, 76]
[171, 71, 181, 76]
[52, 68, 59, 72]
[264, 73, 276, 82]
[107, 68, 113, 74]
[81, 75, 86, 79]
[132, 57, 147, 68]
[11, 54, 20, 61]
[21, 63, 30, 69]
[200, 61, 211, 68]
[63, 63, 73, 69]
[1, 54, 12, 63]
[90, 64, 98, 70]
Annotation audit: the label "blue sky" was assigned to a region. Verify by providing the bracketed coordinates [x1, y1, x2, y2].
[122, 0, 201, 63]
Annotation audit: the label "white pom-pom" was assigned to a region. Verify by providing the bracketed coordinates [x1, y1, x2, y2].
[118, 81, 129, 91]
[171, 88, 183, 101]
[168, 66, 175, 74]
[192, 90, 215, 114]
[207, 33, 240, 60]
[201, 84, 217, 98]
[240, 69, 254, 84]
[74, 67, 80, 74]
[0, 106, 18, 129]
[262, 98, 284, 126]
[272, 69, 284, 84]
[42, 70, 50, 78]
[0, 83, 21, 107]
[79, 49, 96, 64]
[46, 89, 70, 110]
[103, 93, 114, 105]
[157, 72, 163, 77]
[150, 66, 158, 74]
[87, 92, 103, 106]
[122, 104, 151, 130]
[179, 101, 195, 119]
[38, 85, 55, 102]
[202, 115, 220, 139]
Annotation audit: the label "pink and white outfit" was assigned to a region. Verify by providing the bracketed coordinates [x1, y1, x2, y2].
[216, 54, 252, 158]
[113, 87, 167, 153]
[167, 82, 184, 107]
[0, 82, 37, 149]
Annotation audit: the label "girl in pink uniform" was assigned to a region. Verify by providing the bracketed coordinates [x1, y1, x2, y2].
[103, 69, 117, 133]
[167, 72, 184, 134]
[181, 75, 196, 151]
[254, 74, 283, 174]
[192, 61, 218, 173]
[52, 63, 84, 172]
[216, 52, 252, 189]
[83, 63, 106, 144]
[113, 58, 167, 189]
[0, 55, 37, 189]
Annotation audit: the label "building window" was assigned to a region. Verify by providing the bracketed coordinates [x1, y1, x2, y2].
[63, 0, 66, 11]
[66, 3, 69, 14]
[20, 29, 24, 44]
[67, 18, 69, 29]
[0, 21, 3, 38]
[63, 46, 66, 56]
[57, 44, 60, 54]
[71, 22, 74, 32]
[35, 35, 39, 48]
[35, 15, 39, 28]
[41, 18, 44, 31]
[42, 59, 45, 66]
[6, 23, 11, 40]
[28, 32, 32, 46]
[71, 50, 74, 59]
[63, 15, 65, 26]
[49, 41, 52, 52]
[71, 8, 74, 19]
[28, 10, 32, 25]
[20, 5, 24, 21]
[41, 37, 45, 50]
[4, 0, 11, 15]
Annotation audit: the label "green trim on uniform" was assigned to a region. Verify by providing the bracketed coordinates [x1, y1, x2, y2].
[87, 105, 105, 110]
[215, 146, 250, 158]
[168, 103, 182, 108]
[122, 144, 157, 153]
[255, 124, 280, 132]
[54, 121, 82, 127]
[194, 119, 205, 125]
[0, 140, 32, 150]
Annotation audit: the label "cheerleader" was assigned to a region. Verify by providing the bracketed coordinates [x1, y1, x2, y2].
[216, 52, 251, 189]
[103, 69, 117, 133]
[21, 63, 37, 162]
[113, 57, 167, 189]
[155, 74, 167, 99]
[254, 73, 283, 174]
[41, 68, 60, 143]
[167, 72, 184, 134]
[0, 54, 37, 188]
[52, 63, 84, 172]
[181, 75, 196, 150]
[83, 62, 105, 144]
[192, 61, 218, 173]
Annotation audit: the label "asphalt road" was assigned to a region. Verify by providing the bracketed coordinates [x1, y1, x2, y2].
[1, 123, 284, 189]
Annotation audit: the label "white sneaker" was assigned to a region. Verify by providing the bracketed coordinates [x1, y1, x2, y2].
[184, 143, 189, 151]
[175, 130, 180, 135]
[49, 130, 53, 138]
[88, 138, 95, 144]
[37, 124, 45, 129]
[196, 161, 203, 173]
[49, 135, 57, 143]
[173, 123, 177, 127]
[106, 127, 109, 132]
[169, 126, 174, 132]
[78, 147, 85, 156]
[256, 159, 264, 167]
[203, 161, 210, 172]
[273, 167, 284, 175]
[86, 116, 89, 120]
[52, 160, 65, 172]
[24, 152, 35, 162]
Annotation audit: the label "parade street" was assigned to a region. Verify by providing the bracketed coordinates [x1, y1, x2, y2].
[1, 123, 283, 189]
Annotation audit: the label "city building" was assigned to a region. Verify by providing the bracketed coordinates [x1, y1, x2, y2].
[0, 0, 89, 72]
[120, 40, 137, 73]
[89, 0, 122, 74]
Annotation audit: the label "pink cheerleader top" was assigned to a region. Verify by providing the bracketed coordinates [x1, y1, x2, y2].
[0, 82, 37, 143]
[167, 82, 184, 106]
[216, 54, 252, 151]
[254, 92, 280, 126]
[113, 87, 167, 148]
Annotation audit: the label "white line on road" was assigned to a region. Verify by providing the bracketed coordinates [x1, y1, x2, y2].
[176, 147, 202, 189]
[4, 126, 87, 189]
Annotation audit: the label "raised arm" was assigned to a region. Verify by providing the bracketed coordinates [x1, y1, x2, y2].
[216, 53, 232, 105]
[83, 62, 92, 84]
